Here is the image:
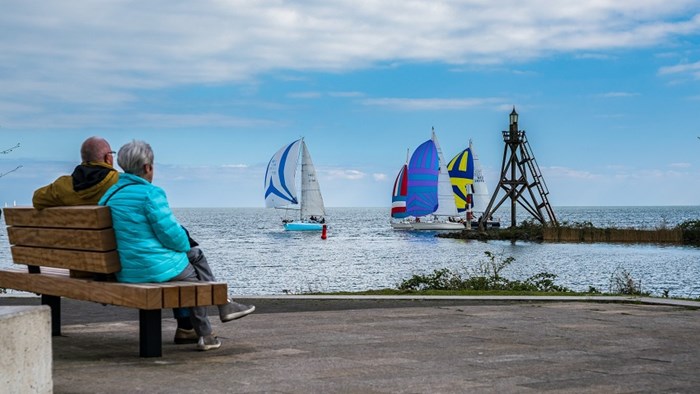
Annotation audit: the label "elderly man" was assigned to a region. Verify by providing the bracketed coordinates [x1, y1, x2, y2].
[33, 136, 119, 208]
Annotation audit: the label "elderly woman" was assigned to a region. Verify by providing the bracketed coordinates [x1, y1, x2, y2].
[99, 140, 254, 351]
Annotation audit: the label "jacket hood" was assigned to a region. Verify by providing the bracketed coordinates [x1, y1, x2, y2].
[72, 162, 117, 192]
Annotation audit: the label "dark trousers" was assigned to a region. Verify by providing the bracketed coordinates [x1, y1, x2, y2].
[171, 248, 219, 336]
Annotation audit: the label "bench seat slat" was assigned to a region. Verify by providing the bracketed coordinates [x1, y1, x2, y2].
[210, 282, 229, 306]
[197, 284, 213, 305]
[180, 282, 197, 307]
[157, 283, 192, 308]
[0, 269, 163, 309]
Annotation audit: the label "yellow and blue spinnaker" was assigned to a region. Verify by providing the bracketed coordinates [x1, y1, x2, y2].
[447, 147, 474, 213]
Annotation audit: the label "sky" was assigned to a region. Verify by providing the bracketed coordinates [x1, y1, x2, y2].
[1, 1, 700, 208]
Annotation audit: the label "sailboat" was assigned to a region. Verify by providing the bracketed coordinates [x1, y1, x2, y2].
[390, 150, 412, 229]
[390, 129, 465, 230]
[264, 138, 326, 231]
[447, 140, 500, 229]
[470, 142, 500, 228]
[446, 142, 475, 222]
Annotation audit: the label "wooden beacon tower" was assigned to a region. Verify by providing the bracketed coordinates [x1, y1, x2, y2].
[478, 108, 558, 230]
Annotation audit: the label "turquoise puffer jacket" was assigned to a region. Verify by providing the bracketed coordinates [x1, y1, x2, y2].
[98, 173, 190, 283]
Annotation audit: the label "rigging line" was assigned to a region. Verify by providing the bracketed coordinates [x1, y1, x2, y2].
[0, 165, 22, 178]
[1, 143, 20, 155]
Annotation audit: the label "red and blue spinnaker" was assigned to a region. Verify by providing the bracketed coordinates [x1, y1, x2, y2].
[391, 163, 409, 218]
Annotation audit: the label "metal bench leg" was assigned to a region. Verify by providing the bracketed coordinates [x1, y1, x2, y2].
[41, 295, 61, 336]
[139, 309, 162, 357]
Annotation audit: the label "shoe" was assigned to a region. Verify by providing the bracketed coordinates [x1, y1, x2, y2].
[174, 328, 198, 345]
[219, 300, 255, 323]
[197, 335, 221, 351]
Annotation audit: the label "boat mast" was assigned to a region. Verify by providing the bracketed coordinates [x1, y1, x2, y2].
[466, 139, 473, 223]
[299, 138, 305, 221]
[432, 127, 459, 218]
[299, 138, 326, 221]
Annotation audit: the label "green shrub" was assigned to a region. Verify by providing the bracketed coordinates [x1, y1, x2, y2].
[398, 268, 464, 291]
[679, 220, 700, 245]
[397, 251, 571, 293]
[609, 266, 649, 296]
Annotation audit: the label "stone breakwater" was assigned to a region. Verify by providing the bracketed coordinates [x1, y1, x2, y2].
[439, 225, 687, 244]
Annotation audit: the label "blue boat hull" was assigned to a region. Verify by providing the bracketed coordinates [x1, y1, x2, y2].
[284, 222, 324, 231]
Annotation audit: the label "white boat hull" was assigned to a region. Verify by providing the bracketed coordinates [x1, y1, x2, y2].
[390, 221, 414, 230]
[411, 221, 466, 230]
[391, 220, 466, 230]
[284, 222, 324, 231]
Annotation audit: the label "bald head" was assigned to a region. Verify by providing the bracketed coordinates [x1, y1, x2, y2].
[80, 136, 113, 164]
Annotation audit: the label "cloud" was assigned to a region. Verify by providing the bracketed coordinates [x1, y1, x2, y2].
[288, 91, 365, 99]
[575, 53, 614, 60]
[324, 169, 366, 180]
[2, 1, 699, 108]
[287, 91, 322, 99]
[328, 91, 365, 98]
[138, 113, 280, 128]
[596, 92, 640, 98]
[658, 59, 700, 82]
[658, 60, 700, 76]
[362, 97, 505, 110]
[373, 173, 387, 181]
[594, 113, 627, 119]
[545, 166, 600, 180]
[669, 162, 691, 168]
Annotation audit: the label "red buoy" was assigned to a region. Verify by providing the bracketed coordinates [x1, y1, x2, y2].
[321, 224, 327, 240]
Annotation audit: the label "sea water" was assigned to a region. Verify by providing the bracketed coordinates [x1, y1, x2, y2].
[1, 206, 699, 298]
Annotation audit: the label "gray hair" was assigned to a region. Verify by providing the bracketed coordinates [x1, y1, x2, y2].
[117, 140, 154, 176]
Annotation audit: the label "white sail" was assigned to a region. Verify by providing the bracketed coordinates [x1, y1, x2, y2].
[264, 139, 302, 209]
[300, 140, 326, 218]
[471, 142, 490, 215]
[431, 130, 459, 217]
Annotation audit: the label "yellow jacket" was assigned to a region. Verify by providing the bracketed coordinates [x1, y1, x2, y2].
[32, 162, 119, 209]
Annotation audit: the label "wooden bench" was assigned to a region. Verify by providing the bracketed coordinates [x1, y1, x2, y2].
[0, 206, 228, 357]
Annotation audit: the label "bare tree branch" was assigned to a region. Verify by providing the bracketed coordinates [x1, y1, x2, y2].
[1, 143, 20, 155]
[1, 143, 22, 178]
[0, 165, 22, 178]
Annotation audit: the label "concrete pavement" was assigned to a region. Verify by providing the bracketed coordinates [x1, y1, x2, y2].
[1, 295, 699, 393]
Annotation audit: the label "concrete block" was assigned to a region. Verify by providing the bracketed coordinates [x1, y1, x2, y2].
[0, 305, 53, 394]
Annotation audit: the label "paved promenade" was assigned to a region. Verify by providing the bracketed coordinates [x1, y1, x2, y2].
[1, 295, 699, 393]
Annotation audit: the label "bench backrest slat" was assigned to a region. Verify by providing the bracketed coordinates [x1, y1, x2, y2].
[4, 206, 112, 228]
[8, 227, 117, 251]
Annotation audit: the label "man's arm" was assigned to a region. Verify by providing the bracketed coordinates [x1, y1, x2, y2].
[32, 176, 71, 209]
